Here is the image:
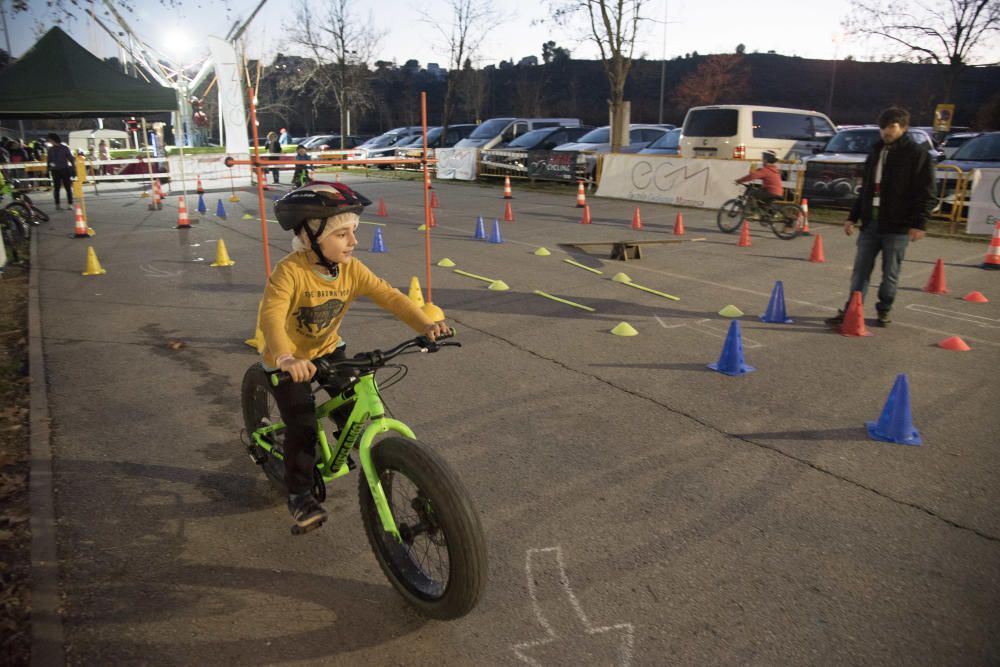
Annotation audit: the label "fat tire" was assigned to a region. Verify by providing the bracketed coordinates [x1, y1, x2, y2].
[240, 363, 287, 489]
[22, 195, 50, 222]
[716, 198, 745, 233]
[359, 436, 486, 620]
[770, 204, 801, 240]
[2, 205, 30, 243]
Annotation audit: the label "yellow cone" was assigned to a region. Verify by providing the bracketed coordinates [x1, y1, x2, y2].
[534, 247, 551, 256]
[229, 194, 240, 203]
[242, 213, 254, 220]
[244, 300, 265, 352]
[417, 224, 427, 231]
[82, 246, 106, 276]
[718, 305, 744, 318]
[422, 302, 445, 320]
[611, 322, 638, 336]
[488, 280, 509, 291]
[141, 190, 150, 198]
[408, 276, 426, 307]
[436, 258, 456, 267]
[211, 239, 236, 267]
[612, 272, 632, 283]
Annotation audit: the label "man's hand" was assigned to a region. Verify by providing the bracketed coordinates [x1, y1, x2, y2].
[844, 221, 856, 236]
[909, 228, 926, 241]
[423, 321, 450, 342]
[279, 357, 316, 383]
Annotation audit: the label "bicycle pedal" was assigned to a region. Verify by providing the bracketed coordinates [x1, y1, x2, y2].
[291, 517, 326, 536]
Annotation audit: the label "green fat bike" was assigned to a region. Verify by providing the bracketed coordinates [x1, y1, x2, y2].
[239, 332, 486, 619]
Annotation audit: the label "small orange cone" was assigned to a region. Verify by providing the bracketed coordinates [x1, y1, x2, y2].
[798, 198, 810, 235]
[575, 181, 587, 207]
[377, 198, 388, 217]
[982, 221, 1000, 270]
[430, 191, 440, 209]
[72, 203, 93, 238]
[840, 291, 872, 337]
[334, 172, 341, 183]
[176, 196, 191, 229]
[503, 200, 514, 222]
[938, 335, 970, 351]
[149, 181, 163, 210]
[424, 171, 433, 190]
[738, 220, 752, 247]
[580, 204, 592, 225]
[631, 207, 643, 231]
[428, 208, 437, 228]
[672, 212, 685, 235]
[808, 234, 825, 262]
[503, 176, 513, 199]
[196, 175, 205, 194]
[923, 258, 948, 294]
[962, 291, 989, 303]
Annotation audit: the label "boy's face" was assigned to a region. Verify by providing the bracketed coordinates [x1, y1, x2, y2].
[297, 147, 306, 155]
[880, 122, 906, 144]
[316, 218, 359, 264]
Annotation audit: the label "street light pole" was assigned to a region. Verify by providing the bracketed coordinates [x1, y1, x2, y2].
[658, 0, 668, 124]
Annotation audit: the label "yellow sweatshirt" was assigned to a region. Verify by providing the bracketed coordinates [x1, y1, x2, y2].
[258, 252, 432, 367]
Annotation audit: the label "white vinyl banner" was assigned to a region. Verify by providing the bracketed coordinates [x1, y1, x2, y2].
[166, 153, 251, 192]
[966, 168, 1000, 235]
[435, 148, 477, 180]
[207, 37, 250, 155]
[597, 155, 751, 209]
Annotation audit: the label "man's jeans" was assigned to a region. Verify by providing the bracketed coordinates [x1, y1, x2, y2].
[848, 227, 910, 313]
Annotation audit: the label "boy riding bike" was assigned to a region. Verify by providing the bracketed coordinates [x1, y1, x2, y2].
[291, 144, 311, 188]
[735, 150, 793, 228]
[259, 181, 449, 530]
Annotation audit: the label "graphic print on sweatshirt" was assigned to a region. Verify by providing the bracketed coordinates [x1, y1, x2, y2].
[293, 298, 345, 336]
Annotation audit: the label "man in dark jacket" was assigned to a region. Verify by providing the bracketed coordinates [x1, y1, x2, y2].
[826, 107, 935, 327]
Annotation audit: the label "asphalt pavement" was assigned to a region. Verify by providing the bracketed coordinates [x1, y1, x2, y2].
[29, 174, 1000, 666]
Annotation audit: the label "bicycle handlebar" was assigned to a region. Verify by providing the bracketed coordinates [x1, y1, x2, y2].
[269, 329, 460, 387]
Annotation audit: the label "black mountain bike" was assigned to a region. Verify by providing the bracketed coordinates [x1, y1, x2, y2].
[717, 183, 801, 240]
[4, 178, 50, 225]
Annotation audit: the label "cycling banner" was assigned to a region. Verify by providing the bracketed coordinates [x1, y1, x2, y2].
[597, 155, 749, 209]
[435, 148, 477, 180]
[966, 168, 1000, 235]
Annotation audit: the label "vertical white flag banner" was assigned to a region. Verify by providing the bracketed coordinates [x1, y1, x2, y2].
[207, 37, 249, 155]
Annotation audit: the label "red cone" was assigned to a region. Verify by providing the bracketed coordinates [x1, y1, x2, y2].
[428, 208, 437, 228]
[798, 198, 810, 235]
[923, 258, 948, 294]
[962, 291, 989, 303]
[840, 291, 872, 337]
[503, 176, 513, 199]
[503, 200, 514, 222]
[982, 221, 1000, 269]
[938, 336, 971, 351]
[738, 220, 752, 247]
[176, 196, 191, 229]
[430, 191, 440, 209]
[673, 212, 685, 235]
[808, 234, 825, 262]
[631, 207, 643, 231]
[196, 175, 205, 194]
[580, 204, 592, 224]
[377, 198, 388, 217]
[575, 182, 587, 207]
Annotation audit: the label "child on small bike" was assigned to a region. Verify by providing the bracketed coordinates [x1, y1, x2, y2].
[736, 150, 784, 213]
[291, 144, 311, 188]
[259, 181, 449, 529]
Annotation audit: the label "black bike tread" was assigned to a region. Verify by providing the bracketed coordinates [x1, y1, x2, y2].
[240, 364, 287, 489]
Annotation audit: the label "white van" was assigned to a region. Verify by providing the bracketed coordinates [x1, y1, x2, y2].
[680, 105, 836, 161]
[455, 117, 582, 150]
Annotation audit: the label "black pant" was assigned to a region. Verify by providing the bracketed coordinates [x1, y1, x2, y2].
[51, 170, 73, 206]
[270, 347, 348, 495]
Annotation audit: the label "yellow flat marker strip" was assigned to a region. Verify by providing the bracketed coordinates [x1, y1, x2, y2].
[359, 219, 386, 226]
[562, 258, 604, 275]
[621, 280, 680, 301]
[533, 290, 596, 312]
[454, 269, 495, 283]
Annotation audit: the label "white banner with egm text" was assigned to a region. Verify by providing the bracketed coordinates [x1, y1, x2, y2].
[967, 168, 1000, 236]
[435, 148, 477, 180]
[597, 155, 752, 209]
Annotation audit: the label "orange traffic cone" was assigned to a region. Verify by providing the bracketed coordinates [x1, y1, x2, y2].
[428, 208, 437, 228]
[808, 234, 825, 262]
[503, 200, 514, 222]
[924, 258, 948, 294]
[575, 181, 587, 208]
[149, 181, 163, 210]
[672, 212, 685, 235]
[72, 203, 93, 238]
[631, 207, 643, 231]
[963, 291, 989, 303]
[176, 196, 191, 229]
[738, 220, 752, 247]
[982, 221, 1000, 270]
[502, 176, 513, 199]
[430, 191, 440, 209]
[196, 175, 205, 194]
[938, 335, 970, 351]
[377, 198, 388, 217]
[580, 204, 592, 225]
[798, 198, 811, 235]
[424, 170, 433, 190]
[840, 291, 872, 337]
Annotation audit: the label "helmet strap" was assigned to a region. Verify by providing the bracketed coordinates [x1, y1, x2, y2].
[302, 220, 340, 278]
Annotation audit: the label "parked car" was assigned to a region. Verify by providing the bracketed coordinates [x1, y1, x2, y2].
[502, 126, 593, 151]
[385, 124, 479, 168]
[454, 117, 582, 150]
[680, 104, 836, 161]
[301, 134, 365, 150]
[940, 132, 985, 159]
[553, 124, 669, 153]
[637, 128, 682, 155]
[938, 132, 1000, 215]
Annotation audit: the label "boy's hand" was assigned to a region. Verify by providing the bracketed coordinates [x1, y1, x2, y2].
[280, 357, 316, 383]
[423, 321, 450, 342]
[844, 220, 856, 236]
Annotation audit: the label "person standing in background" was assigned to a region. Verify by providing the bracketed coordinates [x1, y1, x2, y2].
[46, 133, 75, 210]
[279, 128, 290, 145]
[266, 131, 282, 184]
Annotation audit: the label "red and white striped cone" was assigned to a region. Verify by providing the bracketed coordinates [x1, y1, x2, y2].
[176, 196, 191, 229]
[196, 175, 205, 194]
[575, 181, 587, 207]
[798, 198, 811, 235]
[503, 176, 513, 199]
[72, 203, 93, 238]
[983, 221, 1000, 270]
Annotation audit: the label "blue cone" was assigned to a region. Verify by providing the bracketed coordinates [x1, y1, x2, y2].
[488, 218, 504, 244]
[759, 280, 793, 323]
[708, 320, 755, 376]
[474, 216, 487, 240]
[866, 374, 921, 445]
[216, 199, 227, 219]
[370, 227, 387, 253]
[197, 193, 207, 214]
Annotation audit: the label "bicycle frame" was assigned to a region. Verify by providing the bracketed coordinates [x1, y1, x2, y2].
[251, 372, 412, 542]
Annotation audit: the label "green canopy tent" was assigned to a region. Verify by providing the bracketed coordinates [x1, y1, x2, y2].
[0, 26, 177, 118]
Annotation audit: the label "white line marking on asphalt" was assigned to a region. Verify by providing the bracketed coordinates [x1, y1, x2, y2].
[139, 264, 183, 278]
[655, 315, 764, 348]
[906, 304, 1000, 328]
[513, 546, 635, 667]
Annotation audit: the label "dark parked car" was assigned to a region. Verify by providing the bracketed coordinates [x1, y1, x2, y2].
[502, 126, 592, 151]
[637, 128, 682, 155]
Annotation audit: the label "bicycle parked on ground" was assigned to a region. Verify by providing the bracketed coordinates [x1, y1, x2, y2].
[717, 183, 801, 240]
[0, 204, 30, 266]
[240, 331, 487, 620]
[3, 178, 50, 225]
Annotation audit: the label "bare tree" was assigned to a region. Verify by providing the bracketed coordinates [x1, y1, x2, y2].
[287, 0, 384, 148]
[421, 0, 496, 135]
[672, 55, 749, 111]
[844, 0, 1000, 100]
[552, 0, 646, 152]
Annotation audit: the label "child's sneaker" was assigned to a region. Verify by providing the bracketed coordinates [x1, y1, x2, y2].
[288, 492, 327, 529]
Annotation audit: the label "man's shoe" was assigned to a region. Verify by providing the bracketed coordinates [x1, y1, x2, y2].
[288, 492, 327, 528]
[875, 310, 891, 327]
[824, 309, 845, 326]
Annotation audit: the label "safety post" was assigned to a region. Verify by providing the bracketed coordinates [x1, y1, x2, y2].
[246, 86, 273, 277]
[421, 92, 433, 305]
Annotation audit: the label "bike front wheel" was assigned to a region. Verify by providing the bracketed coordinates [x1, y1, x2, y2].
[769, 204, 802, 240]
[359, 436, 487, 620]
[2, 205, 31, 243]
[21, 195, 50, 223]
[716, 198, 745, 233]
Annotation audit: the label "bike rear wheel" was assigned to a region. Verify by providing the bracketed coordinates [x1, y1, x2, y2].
[20, 194, 49, 223]
[769, 204, 802, 240]
[359, 436, 486, 619]
[2, 206, 30, 244]
[240, 364, 287, 489]
[716, 198, 745, 233]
